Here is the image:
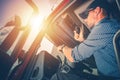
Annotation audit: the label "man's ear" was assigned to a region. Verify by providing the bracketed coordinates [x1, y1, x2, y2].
[94, 6, 101, 16]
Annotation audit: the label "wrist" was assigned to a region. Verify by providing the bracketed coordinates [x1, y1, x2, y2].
[61, 44, 65, 53]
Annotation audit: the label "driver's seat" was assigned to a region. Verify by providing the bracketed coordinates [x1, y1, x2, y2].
[113, 30, 120, 72]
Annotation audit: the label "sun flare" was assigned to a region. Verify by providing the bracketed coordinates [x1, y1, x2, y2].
[30, 14, 44, 32]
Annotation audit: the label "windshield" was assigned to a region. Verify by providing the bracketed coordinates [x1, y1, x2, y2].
[0, 0, 63, 55]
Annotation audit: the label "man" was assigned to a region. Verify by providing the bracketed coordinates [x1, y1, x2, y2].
[51, 0, 120, 80]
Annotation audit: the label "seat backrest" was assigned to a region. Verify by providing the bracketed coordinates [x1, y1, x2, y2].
[116, 0, 120, 11]
[113, 30, 120, 72]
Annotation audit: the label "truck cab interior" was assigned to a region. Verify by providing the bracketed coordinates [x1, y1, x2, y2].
[0, 0, 120, 80]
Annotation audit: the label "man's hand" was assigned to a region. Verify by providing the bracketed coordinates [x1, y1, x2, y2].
[57, 45, 74, 62]
[74, 30, 80, 41]
[57, 44, 65, 53]
[74, 26, 85, 42]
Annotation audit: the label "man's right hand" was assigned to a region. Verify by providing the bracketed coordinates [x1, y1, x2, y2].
[57, 44, 65, 53]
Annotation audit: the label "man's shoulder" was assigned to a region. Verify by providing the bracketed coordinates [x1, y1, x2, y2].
[96, 18, 120, 29]
[101, 18, 119, 25]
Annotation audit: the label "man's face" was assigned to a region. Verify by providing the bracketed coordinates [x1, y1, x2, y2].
[84, 11, 95, 29]
[80, 8, 96, 29]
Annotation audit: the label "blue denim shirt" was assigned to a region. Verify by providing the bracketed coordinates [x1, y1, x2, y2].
[72, 17, 120, 77]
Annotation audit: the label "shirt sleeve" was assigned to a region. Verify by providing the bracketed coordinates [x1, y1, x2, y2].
[71, 22, 116, 62]
[72, 39, 103, 62]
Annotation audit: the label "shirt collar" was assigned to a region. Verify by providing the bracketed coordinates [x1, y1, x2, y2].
[95, 17, 109, 26]
[89, 17, 109, 31]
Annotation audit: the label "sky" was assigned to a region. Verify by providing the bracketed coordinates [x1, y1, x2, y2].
[0, 0, 54, 27]
[0, 0, 62, 54]
[0, 0, 31, 27]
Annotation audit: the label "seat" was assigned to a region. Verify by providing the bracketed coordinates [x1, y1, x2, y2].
[113, 30, 120, 72]
[116, 0, 120, 11]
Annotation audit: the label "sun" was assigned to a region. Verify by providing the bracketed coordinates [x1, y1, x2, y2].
[29, 14, 44, 32]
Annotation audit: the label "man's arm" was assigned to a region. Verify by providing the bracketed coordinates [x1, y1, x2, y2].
[63, 46, 74, 62]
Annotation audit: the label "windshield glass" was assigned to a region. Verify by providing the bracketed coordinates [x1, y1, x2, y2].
[0, 0, 63, 55]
